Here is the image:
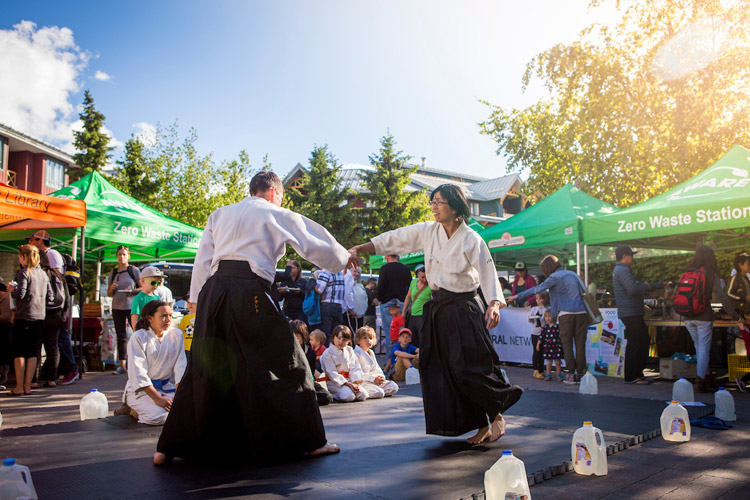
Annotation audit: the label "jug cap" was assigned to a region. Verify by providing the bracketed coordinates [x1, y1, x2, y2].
[91, 389, 98, 392]
[680, 376, 686, 380]
[671, 400, 679, 404]
[719, 387, 725, 391]
[583, 421, 592, 426]
[586, 371, 591, 374]
[502, 450, 513, 456]
[3, 458, 15, 466]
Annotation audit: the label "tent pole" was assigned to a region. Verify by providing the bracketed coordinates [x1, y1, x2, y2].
[584, 244, 589, 286]
[67, 233, 78, 342]
[78, 227, 86, 378]
[576, 242, 581, 276]
[95, 257, 102, 302]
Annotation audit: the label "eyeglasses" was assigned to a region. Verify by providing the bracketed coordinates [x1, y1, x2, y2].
[429, 200, 450, 207]
[148, 280, 162, 286]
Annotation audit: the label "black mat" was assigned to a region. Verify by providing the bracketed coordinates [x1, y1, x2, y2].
[0, 388, 712, 500]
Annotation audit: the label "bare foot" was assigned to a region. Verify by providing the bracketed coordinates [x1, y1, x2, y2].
[153, 452, 171, 465]
[467, 426, 491, 444]
[308, 442, 340, 457]
[489, 413, 507, 442]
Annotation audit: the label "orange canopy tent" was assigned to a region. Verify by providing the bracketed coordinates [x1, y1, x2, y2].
[1, 182, 88, 376]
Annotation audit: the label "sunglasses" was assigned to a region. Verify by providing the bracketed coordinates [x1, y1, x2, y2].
[147, 280, 162, 286]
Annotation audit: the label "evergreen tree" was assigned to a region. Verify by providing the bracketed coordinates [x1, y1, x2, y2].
[113, 135, 159, 204]
[285, 145, 357, 251]
[358, 133, 430, 239]
[71, 90, 113, 180]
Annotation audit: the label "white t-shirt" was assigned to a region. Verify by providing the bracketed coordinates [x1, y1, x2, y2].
[46, 248, 64, 273]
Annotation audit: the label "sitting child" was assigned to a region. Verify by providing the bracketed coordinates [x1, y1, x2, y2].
[123, 300, 187, 425]
[290, 319, 332, 406]
[353, 326, 398, 398]
[309, 329, 327, 373]
[320, 325, 367, 402]
[390, 327, 419, 382]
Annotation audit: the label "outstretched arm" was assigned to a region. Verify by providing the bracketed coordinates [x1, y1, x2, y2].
[348, 242, 376, 269]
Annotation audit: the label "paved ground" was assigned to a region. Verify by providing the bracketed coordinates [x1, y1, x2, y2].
[1, 363, 748, 499]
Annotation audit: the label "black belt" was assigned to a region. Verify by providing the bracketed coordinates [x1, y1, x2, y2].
[217, 260, 271, 291]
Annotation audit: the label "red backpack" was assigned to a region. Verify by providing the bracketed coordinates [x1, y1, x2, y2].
[673, 267, 707, 317]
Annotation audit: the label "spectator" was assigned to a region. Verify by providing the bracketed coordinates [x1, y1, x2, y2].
[386, 299, 405, 365]
[726, 252, 750, 314]
[279, 259, 308, 322]
[679, 246, 738, 393]
[107, 245, 141, 375]
[309, 329, 327, 373]
[36, 251, 69, 387]
[390, 328, 419, 382]
[155, 281, 175, 306]
[363, 278, 378, 329]
[344, 267, 368, 333]
[7, 244, 53, 396]
[510, 255, 588, 385]
[123, 300, 186, 425]
[130, 267, 166, 331]
[401, 264, 431, 348]
[304, 269, 323, 330]
[0, 279, 12, 390]
[512, 262, 537, 307]
[315, 268, 348, 343]
[377, 255, 411, 355]
[177, 300, 196, 361]
[499, 277, 512, 300]
[290, 319, 332, 406]
[612, 245, 665, 385]
[528, 291, 550, 379]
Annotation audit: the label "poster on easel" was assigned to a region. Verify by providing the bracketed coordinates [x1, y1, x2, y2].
[585, 308, 626, 378]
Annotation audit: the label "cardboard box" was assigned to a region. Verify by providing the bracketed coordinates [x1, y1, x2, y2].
[659, 358, 697, 380]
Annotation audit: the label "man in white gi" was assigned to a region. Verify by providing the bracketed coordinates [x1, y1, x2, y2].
[155, 170, 351, 464]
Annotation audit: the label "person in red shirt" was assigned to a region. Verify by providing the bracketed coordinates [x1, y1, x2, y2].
[512, 262, 538, 307]
[383, 299, 404, 373]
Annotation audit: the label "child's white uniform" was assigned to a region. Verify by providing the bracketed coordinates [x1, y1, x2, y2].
[354, 345, 399, 398]
[320, 344, 367, 402]
[125, 326, 187, 425]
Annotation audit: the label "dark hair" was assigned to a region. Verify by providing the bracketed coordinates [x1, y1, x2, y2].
[250, 170, 282, 196]
[289, 259, 300, 269]
[734, 253, 750, 273]
[290, 319, 309, 343]
[331, 324, 352, 341]
[136, 300, 169, 331]
[498, 277, 510, 290]
[536, 290, 550, 306]
[540, 255, 561, 278]
[431, 184, 471, 223]
[687, 246, 719, 276]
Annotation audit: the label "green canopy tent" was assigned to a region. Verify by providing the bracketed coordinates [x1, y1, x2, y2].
[582, 145, 750, 251]
[479, 184, 619, 279]
[368, 218, 487, 271]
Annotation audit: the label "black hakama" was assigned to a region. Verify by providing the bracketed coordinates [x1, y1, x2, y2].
[420, 289, 523, 436]
[156, 261, 327, 461]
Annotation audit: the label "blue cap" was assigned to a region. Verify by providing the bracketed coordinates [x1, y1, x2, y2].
[719, 387, 725, 391]
[3, 458, 15, 466]
[502, 450, 513, 456]
[680, 377, 686, 379]
[91, 389, 98, 392]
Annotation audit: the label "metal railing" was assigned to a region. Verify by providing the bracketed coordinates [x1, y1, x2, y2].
[6, 170, 16, 187]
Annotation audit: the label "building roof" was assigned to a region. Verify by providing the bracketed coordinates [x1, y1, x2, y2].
[283, 162, 521, 203]
[0, 122, 78, 166]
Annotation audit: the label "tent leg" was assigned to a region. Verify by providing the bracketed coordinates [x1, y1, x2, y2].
[584, 244, 589, 286]
[67, 234, 78, 343]
[95, 258, 102, 302]
[576, 242, 581, 277]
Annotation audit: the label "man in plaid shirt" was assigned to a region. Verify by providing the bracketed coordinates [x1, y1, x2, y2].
[316, 269, 349, 344]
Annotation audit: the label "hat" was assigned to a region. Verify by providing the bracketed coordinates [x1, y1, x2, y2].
[514, 261, 526, 271]
[385, 298, 402, 309]
[398, 327, 413, 337]
[615, 245, 638, 261]
[415, 264, 425, 274]
[140, 266, 165, 279]
[24, 230, 51, 244]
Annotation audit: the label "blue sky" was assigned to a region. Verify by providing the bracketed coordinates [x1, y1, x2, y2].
[0, 1, 619, 179]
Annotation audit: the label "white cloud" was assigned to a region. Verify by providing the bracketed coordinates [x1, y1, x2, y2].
[94, 70, 111, 81]
[0, 21, 88, 144]
[132, 121, 157, 146]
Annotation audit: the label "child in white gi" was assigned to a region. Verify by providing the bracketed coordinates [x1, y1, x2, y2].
[124, 300, 187, 425]
[320, 325, 367, 402]
[354, 326, 398, 399]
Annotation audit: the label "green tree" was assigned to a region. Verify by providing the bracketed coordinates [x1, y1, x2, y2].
[479, 0, 750, 207]
[71, 90, 114, 180]
[358, 133, 430, 238]
[285, 145, 357, 250]
[113, 136, 159, 204]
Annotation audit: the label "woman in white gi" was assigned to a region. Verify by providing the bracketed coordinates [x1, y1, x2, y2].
[349, 184, 523, 444]
[125, 300, 186, 425]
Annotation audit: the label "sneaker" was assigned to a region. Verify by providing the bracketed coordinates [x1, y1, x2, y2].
[544, 374, 553, 382]
[557, 373, 566, 382]
[59, 371, 79, 386]
[532, 370, 544, 379]
[735, 377, 746, 393]
[113, 366, 127, 375]
[563, 374, 578, 384]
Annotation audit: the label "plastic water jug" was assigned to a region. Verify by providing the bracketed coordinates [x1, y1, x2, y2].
[484, 450, 531, 500]
[714, 387, 736, 421]
[571, 421, 607, 476]
[579, 372, 598, 395]
[672, 377, 694, 403]
[660, 400, 690, 442]
[80, 389, 109, 420]
[0, 458, 37, 500]
[405, 367, 420, 385]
